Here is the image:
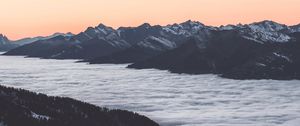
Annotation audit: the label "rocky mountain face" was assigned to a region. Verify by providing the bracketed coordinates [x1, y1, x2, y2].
[5, 24, 131, 59]
[290, 24, 300, 33]
[84, 20, 214, 64]
[0, 34, 18, 51]
[0, 85, 159, 126]
[0, 34, 9, 44]
[3, 20, 300, 80]
[222, 32, 300, 79]
[0, 33, 74, 52]
[129, 24, 300, 80]
[5, 20, 211, 61]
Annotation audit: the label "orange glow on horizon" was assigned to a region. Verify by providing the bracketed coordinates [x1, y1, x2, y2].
[0, 0, 299, 40]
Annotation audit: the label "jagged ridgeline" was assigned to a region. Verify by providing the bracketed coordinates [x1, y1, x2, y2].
[2, 20, 300, 80]
[0, 85, 159, 126]
[0, 34, 18, 52]
[0, 33, 74, 52]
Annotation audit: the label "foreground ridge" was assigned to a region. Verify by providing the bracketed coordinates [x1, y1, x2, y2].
[0, 85, 159, 126]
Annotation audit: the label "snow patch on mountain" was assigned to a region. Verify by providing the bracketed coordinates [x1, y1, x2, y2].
[255, 62, 267, 67]
[95, 24, 115, 36]
[137, 36, 177, 51]
[273, 52, 292, 63]
[82, 32, 93, 39]
[50, 50, 66, 58]
[218, 21, 292, 43]
[242, 36, 264, 44]
[242, 29, 291, 43]
[105, 32, 122, 41]
[108, 39, 131, 49]
[31, 111, 51, 120]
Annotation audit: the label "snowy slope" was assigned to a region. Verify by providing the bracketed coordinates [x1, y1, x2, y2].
[220, 21, 291, 43]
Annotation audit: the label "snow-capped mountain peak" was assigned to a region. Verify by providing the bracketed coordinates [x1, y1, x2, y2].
[240, 28, 291, 43]
[96, 24, 116, 34]
[249, 20, 288, 32]
[218, 21, 291, 43]
[162, 20, 207, 36]
[77, 24, 118, 42]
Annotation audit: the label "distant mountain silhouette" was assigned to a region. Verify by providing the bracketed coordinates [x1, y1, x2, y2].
[5, 24, 131, 59]
[3, 20, 300, 79]
[0, 34, 18, 51]
[13, 32, 74, 45]
[82, 20, 213, 63]
[0, 33, 73, 52]
[0, 85, 159, 126]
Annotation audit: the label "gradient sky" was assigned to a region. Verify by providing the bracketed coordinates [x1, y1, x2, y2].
[0, 0, 299, 40]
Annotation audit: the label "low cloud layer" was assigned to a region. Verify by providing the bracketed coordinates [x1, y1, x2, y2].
[1, 55, 300, 126]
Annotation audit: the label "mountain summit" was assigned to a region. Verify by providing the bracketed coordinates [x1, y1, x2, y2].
[0, 34, 18, 51]
[0, 34, 9, 44]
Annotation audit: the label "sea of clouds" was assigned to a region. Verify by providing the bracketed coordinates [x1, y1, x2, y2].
[0, 55, 300, 126]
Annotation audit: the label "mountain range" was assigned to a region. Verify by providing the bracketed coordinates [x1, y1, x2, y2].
[0, 33, 73, 51]
[2, 20, 300, 80]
